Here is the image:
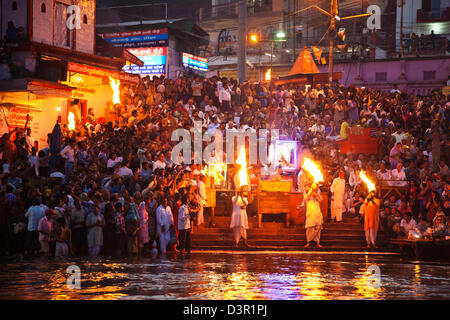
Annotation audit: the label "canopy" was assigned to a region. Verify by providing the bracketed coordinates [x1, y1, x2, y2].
[288, 48, 319, 76]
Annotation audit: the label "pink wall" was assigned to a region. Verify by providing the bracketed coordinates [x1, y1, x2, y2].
[318, 57, 450, 94]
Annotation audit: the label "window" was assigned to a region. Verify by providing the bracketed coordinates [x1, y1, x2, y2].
[424, 70, 436, 80]
[12, 1, 17, 10]
[375, 72, 387, 82]
[83, 14, 88, 24]
[41, 3, 46, 13]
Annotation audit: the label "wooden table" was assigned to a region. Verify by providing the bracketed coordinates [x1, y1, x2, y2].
[391, 239, 450, 260]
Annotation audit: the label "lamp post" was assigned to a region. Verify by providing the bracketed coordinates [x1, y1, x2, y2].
[250, 31, 286, 81]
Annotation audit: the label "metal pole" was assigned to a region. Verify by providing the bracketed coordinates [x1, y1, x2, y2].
[328, 0, 338, 87]
[271, 41, 273, 74]
[400, 1, 404, 57]
[238, 0, 247, 83]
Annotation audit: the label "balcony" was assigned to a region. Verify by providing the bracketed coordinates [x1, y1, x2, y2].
[416, 8, 450, 23]
[203, 0, 273, 21]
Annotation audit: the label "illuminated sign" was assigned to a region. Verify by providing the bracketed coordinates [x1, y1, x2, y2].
[99, 29, 169, 48]
[182, 52, 208, 72]
[123, 47, 167, 76]
[68, 62, 140, 83]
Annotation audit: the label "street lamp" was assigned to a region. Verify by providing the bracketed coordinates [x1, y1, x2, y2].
[276, 30, 286, 39]
[269, 31, 286, 81]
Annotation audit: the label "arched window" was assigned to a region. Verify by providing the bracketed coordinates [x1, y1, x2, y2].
[83, 14, 88, 24]
[12, 1, 17, 10]
[41, 3, 46, 13]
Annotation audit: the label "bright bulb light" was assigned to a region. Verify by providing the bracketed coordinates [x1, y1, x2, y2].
[276, 31, 286, 38]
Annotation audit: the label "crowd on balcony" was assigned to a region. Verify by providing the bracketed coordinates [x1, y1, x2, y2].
[0, 73, 448, 258]
[403, 30, 449, 54]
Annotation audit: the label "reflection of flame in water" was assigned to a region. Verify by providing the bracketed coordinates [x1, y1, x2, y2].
[109, 77, 121, 104]
[236, 146, 249, 188]
[352, 265, 383, 299]
[359, 170, 376, 193]
[302, 158, 324, 183]
[413, 264, 423, 297]
[68, 112, 75, 131]
[45, 263, 127, 300]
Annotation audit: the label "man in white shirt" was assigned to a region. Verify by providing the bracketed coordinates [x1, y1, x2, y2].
[390, 163, 407, 187]
[400, 212, 417, 238]
[204, 99, 217, 113]
[177, 195, 191, 254]
[310, 119, 325, 136]
[60, 140, 76, 183]
[116, 161, 133, 177]
[330, 170, 346, 222]
[153, 153, 167, 171]
[156, 197, 174, 256]
[376, 162, 391, 182]
[392, 128, 407, 144]
[207, 117, 220, 136]
[218, 82, 232, 113]
[107, 152, 123, 169]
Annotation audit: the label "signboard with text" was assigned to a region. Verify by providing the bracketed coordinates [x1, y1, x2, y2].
[99, 28, 169, 48]
[182, 52, 208, 72]
[68, 62, 140, 83]
[123, 47, 167, 76]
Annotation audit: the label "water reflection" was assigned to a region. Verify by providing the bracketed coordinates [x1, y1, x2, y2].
[0, 253, 449, 300]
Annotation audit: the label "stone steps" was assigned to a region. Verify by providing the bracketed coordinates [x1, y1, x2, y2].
[189, 215, 378, 251]
[192, 239, 368, 247]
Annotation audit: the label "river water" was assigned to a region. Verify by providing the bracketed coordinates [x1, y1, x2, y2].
[0, 251, 449, 300]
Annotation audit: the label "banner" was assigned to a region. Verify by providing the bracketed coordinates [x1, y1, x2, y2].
[123, 47, 167, 76]
[100, 28, 169, 48]
[182, 52, 208, 72]
[68, 62, 140, 83]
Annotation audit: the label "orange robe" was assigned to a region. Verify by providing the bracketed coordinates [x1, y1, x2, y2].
[364, 198, 380, 232]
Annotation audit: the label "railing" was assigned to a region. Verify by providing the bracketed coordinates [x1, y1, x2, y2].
[417, 8, 450, 23]
[203, 0, 273, 20]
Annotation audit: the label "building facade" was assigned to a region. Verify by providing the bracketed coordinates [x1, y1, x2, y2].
[0, 0, 140, 148]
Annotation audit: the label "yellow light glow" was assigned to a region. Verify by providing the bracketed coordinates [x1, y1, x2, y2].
[250, 34, 258, 43]
[109, 77, 121, 104]
[208, 163, 227, 186]
[302, 158, 324, 183]
[236, 146, 249, 188]
[68, 112, 75, 131]
[56, 106, 61, 112]
[265, 68, 271, 81]
[359, 170, 376, 192]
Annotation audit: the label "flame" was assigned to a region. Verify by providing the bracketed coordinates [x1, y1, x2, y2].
[236, 146, 249, 188]
[68, 112, 75, 131]
[302, 158, 324, 183]
[201, 165, 208, 176]
[109, 77, 121, 104]
[359, 170, 376, 193]
[265, 68, 271, 81]
[209, 163, 227, 186]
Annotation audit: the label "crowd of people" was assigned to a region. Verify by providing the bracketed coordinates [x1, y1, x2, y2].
[0, 72, 449, 258]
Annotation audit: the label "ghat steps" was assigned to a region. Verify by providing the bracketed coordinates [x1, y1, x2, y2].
[191, 215, 390, 252]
